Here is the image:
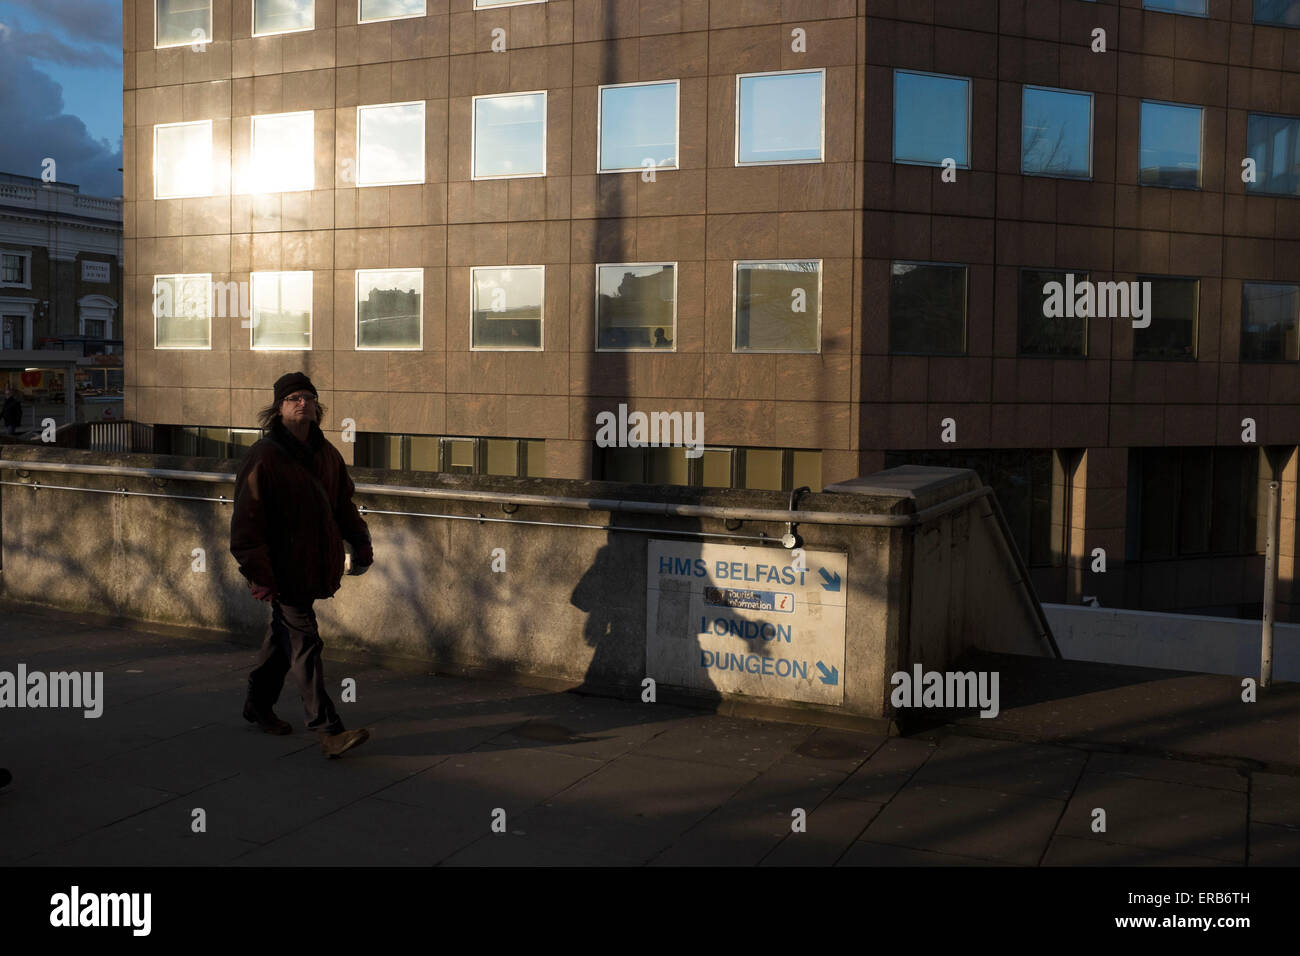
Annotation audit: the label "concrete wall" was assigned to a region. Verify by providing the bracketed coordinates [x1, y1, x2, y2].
[0, 449, 1051, 725]
[1045, 603, 1300, 683]
[830, 467, 1052, 678]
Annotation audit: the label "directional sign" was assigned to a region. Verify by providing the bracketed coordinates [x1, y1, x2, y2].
[645, 540, 847, 705]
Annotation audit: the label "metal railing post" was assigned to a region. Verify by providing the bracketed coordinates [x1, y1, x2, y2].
[1261, 479, 1279, 687]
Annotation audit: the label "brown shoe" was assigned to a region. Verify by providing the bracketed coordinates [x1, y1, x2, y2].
[321, 728, 370, 758]
[243, 700, 292, 735]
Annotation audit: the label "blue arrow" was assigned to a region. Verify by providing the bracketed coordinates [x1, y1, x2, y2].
[816, 662, 839, 685]
[818, 568, 841, 592]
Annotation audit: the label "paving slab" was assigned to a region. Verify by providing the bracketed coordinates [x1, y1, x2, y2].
[1249, 823, 1300, 866]
[1042, 835, 1233, 867]
[650, 755, 848, 865]
[632, 714, 815, 772]
[374, 746, 607, 834]
[1250, 772, 1300, 826]
[760, 797, 883, 866]
[1085, 752, 1250, 792]
[21, 802, 265, 867]
[909, 734, 1086, 800]
[859, 780, 1064, 865]
[0, 771, 178, 864]
[230, 796, 479, 867]
[511, 753, 757, 862]
[837, 841, 1005, 866]
[834, 737, 936, 803]
[441, 833, 642, 867]
[781, 728, 887, 775]
[1056, 774, 1248, 864]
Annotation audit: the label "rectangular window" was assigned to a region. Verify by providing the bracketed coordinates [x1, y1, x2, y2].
[170, 426, 268, 459]
[596, 263, 676, 350]
[473, 92, 546, 179]
[733, 261, 821, 353]
[253, 0, 313, 35]
[1255, 0, 1300, 25]
[1022, 86, 1093, 179]
[1129, 448, 1258, 560]
[597, 446, 821, 491]
[156, 0, 212, 47]
[357, 102, 425, 186]
[1133, 276, 1198, 360]
[357, 269, 423, 350]
[889, 261, 967, 355]
[251, 112, 314, 193]
[153, 274, 212, 349]
[443, 437, 475, 474]
[357, 434, 543, 476]
[598, 81, 678, 173]
[471, 266, 543, 349]
[251, 272, 312, 350]
[0, 253, 26, 285]
[735, 70, 825, 165]
[1139, 101, 1203, 188]
[1018, 269, 1089, 357]
[359, 0, 425, 22]
[1246, 113, 1300, 197]
[702, 448, 733, 487]
[231, 428, 260, 453]
[1241, 282, 1300, 362]
[893, 70, 971, 167]
[1143, 0, 1208, 14]
[154, 121, 212, 199]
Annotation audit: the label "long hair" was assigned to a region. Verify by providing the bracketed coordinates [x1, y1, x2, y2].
[257, 397, 326, 432]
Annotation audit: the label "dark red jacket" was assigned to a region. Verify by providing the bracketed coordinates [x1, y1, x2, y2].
[229, 420, 370, 604]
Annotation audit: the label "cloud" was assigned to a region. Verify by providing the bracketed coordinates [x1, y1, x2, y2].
[2, 22, 118, 68]
[5, 0, 119, 52]
[0, 21, 122, 197]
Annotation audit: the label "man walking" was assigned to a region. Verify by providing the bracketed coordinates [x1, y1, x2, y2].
[230, 371, 373, 758]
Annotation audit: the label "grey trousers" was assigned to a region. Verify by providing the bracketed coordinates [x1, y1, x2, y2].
[247, 600, 344, 736]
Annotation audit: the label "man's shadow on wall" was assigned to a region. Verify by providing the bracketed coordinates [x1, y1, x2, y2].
[571, 523, 777, 713]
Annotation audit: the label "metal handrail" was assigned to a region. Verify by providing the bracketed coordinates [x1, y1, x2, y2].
[0, 457, 991, 529]
[0, 457, 1055, 647]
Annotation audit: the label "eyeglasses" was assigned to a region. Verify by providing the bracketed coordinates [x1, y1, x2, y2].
[282, 393, 316, 405]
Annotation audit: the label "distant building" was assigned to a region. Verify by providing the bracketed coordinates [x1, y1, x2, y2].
[0, 172, 124, 423]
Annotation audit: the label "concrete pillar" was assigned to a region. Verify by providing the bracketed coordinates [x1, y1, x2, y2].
[1067, 447, 1128, 608]
[549, 439, 590, 480]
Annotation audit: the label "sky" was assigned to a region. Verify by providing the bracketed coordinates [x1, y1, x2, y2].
[0, 0, 123, 198]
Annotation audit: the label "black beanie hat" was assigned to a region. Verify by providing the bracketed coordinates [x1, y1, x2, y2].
[273, 371, 317, 406]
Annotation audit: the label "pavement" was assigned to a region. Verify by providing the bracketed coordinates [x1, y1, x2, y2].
[0, 603, 1296, 866]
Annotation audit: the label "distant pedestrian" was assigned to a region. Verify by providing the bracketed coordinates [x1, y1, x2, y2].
[2, 388, 22, 435]
[230, 371, 374, 758]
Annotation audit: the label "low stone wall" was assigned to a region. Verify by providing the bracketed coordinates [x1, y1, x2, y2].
[0, 446, 1053, 726]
